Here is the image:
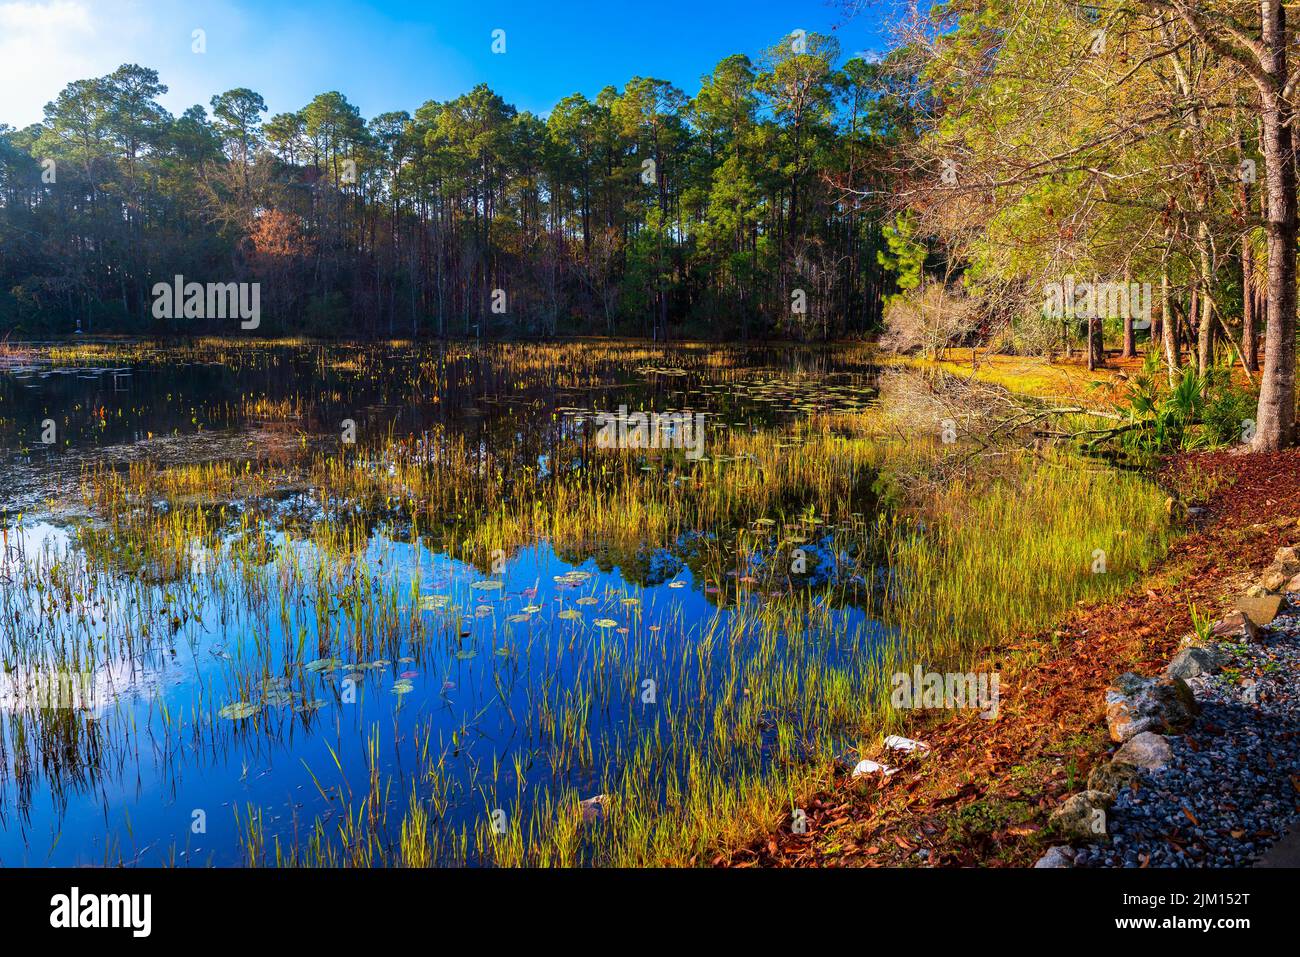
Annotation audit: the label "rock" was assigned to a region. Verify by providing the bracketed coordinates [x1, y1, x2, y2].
[1212, 610, 1262, 643]
[1087, 760, 1142, 799]
[579, 794, 608, 823]
[1288, 573, 1300, 594]
[1034, 845, 1076, 868]
[1236, 594, 1283, 628]
[1049, 791, 1111, 840]
[1165, 644, 1221, 679]
[1260, 549, 1300, 593]
[1245, 584, 1270, 598]
[1105, 673, 1199, 742]
[1261, 567, 1289, 593]
[1113, 731, 1173, 770]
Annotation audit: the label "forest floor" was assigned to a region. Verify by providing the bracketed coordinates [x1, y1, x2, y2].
[887, 348, 1260, 407]
[887, 349, 1146, 407]
[726, 355, 1299, 869]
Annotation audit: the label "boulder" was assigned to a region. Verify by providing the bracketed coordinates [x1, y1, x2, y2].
[1165, 644, 1222, 680]
[1260, 549, 1300, 593]
[1087, 759, 1142, 799]
[1288, 574, 1300, 594]
[1105, 672, 1198, 743]
[1211, 610, 1262, 643]
[1260, 567, 1290, 593]
[1034, 846, 1076, 868]
[1245, 584, 1270, 598]
[1236, 594, 1282, 628]
[1112, 731, 1173, 771]
[1049, 790, 1111, 840]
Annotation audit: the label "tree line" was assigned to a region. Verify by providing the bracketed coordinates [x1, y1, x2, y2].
[874, 0, 1300, 450]
[0, 32, 900, 342]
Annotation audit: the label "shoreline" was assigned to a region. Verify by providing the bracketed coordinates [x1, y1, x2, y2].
[727, 357, 1300, 869]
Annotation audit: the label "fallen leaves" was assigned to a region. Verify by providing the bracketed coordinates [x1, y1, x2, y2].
[726, 448, 1300, 869]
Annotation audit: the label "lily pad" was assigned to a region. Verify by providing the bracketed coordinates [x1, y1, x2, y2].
[219, 702, 260, 720]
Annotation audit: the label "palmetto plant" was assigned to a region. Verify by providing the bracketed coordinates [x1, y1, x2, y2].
[1122, 362, 1205, 452]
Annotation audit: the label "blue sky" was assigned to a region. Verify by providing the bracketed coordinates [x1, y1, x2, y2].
[0, 0, 890, 127]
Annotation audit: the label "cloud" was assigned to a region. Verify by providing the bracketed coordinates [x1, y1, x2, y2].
[0, 0, 266, 127]
[0, 1, 141, 125]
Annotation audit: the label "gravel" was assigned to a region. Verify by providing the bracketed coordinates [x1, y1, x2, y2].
[1074, 600, 1300, 868]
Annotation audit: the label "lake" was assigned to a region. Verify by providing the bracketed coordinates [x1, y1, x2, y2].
[0, 339, 898, 866]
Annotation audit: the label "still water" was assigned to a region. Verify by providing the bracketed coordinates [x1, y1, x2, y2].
[0, 339, 886, 865]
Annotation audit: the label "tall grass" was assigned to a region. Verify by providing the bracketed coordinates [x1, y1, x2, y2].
[0, 341, 1172, 866]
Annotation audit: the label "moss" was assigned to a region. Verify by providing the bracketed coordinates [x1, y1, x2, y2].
[945, 798, 1034, 846]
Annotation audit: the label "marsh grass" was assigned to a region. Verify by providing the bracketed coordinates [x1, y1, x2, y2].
[0, 341, 1172, 866]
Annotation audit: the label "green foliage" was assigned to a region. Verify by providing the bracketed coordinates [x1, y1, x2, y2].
[1115, 360, 1256, 454]
[1200, 372, 1257, 447]
[877, 212, 927, 308]
[0, 39, 902, 340]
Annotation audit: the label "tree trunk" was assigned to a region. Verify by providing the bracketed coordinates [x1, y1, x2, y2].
[1196, 288, 1214, 374]
[1253, 3, 1297, 451]
[1087, 316, 1105, 369]
[1242, 241, 1258, 372]
[1122, 268, 1135, 358]
[1196, 227, 1216, 375]
[1161, 264, 1180, 385]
